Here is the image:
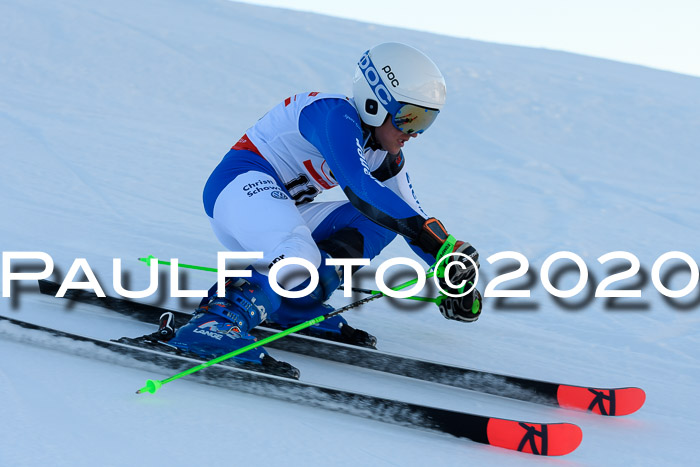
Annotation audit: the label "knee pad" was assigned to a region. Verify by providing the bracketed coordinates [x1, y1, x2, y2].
[315, 204, 398, 261]
[317, 227, 365, 260]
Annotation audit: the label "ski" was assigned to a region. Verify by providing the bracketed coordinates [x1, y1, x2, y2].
[37, 279, 645, 416]
[0, 315, 582, 456]
[111, 334, 301, 380]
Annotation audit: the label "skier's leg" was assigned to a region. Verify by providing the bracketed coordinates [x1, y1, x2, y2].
[167, 269, 278, 361]
[210, 170, 322, 289]
[176, 173, 398, 351]
[304, 200, 398, 261]
[170, 169, 320, 357]
[268, 200, 397, 342]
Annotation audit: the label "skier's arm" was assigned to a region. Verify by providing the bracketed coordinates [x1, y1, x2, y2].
[299, 98, 427, 242]
[299, 98, 476, 272]
[371, 152, 427, 218]
[369, 153, 436, 265]
[301, 98, 482, 323]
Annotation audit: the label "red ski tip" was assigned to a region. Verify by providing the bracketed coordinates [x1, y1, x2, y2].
[557, 385, 646, 416]
[487, 419, 582, 456]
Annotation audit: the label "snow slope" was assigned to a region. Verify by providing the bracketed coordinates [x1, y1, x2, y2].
[1, 0, 699, 465]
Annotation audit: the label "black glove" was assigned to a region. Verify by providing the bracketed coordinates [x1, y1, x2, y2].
[412, 219, 480, 284]
[412, 217, 451, 257]
[412, 217, 482, 322]
[440, 241, 480, 288]
[438, 286, 482, 323]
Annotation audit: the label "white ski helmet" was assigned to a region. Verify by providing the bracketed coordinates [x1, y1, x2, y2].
[352, 42, 446, 133]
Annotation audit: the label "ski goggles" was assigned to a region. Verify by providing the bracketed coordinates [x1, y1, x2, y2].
[390, 103, 440, 135]
[358, 50, 440, 135]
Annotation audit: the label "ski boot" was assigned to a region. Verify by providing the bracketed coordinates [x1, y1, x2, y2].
[265, 302, 377, 349]
[155, 311, 176, 340]
[264, 252, 376, 348]
[159, 278, 298, 378]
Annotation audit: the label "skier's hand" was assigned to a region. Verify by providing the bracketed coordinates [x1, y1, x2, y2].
[441, 241, 479, 287]
[413, 217, 482, 322]
[412, 217, 480, 285]
[412, 217, 451, 257]
[438, 286, 482, 323]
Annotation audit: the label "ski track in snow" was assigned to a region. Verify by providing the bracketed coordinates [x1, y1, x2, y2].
[1, 0, 699, 465]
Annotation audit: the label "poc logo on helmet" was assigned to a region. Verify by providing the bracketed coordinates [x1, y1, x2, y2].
[358, 52, 393, 106]
[382, 66, 399, 87]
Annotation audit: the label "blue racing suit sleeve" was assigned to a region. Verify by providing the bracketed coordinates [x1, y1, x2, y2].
[299, 98, 426, 243]
[409, 241, 437, 266]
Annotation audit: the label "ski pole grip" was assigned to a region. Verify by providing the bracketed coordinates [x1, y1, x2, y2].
[432, 234, 457, 279]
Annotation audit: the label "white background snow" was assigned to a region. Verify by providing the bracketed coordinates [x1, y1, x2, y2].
[1, 0, 699, 465]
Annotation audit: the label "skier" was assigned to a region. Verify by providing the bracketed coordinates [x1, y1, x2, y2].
[167, 42, 482, 363]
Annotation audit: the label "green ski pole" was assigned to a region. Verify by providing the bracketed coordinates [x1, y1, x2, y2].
[136, 269, 428, 395]
[137, 315, 324, 394]
[138, 255, 443, 302]
[348, 270, 440, 303]
[138, 255, 217, 273]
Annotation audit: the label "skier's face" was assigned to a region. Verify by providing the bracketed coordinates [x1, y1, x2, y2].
[374, 115, 417, 155]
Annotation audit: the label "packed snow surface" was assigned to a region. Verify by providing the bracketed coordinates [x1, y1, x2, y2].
[1, 0, 699, 465]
